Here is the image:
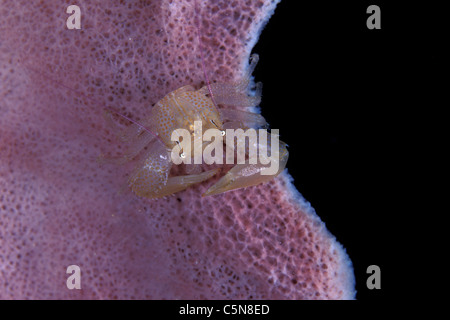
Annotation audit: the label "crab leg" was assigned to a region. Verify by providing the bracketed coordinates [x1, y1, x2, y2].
[203, 140, 289, 196]
[154, 168, 220, 198]
[220, 109, 267, 129]
[199, 54, 262, 109]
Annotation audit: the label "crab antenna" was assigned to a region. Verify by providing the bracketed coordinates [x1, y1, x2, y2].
[194, 1, 219, 110]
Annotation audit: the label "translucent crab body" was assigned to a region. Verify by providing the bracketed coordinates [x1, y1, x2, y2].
[104, 55, 288, 199]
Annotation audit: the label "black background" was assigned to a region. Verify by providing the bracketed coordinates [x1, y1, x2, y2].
[251, 0, 441, 300]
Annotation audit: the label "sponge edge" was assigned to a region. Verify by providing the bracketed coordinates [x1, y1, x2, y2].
[242, 0, 282, 76]
[282, 171, 356, 299]
[234, 0, 356, 299]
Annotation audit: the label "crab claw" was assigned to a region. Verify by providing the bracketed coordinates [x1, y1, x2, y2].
[203, 145, 288, 197]
[203, 164, 264, 196]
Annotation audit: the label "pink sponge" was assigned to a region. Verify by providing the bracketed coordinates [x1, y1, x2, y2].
[0, 0, 355, 299]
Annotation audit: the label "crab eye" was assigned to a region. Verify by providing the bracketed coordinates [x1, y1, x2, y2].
[210, 119, 225, 136]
